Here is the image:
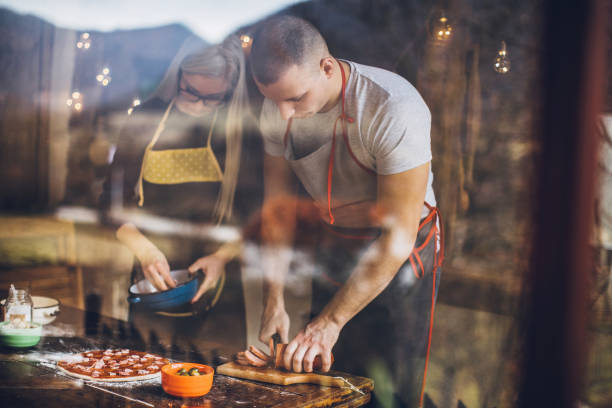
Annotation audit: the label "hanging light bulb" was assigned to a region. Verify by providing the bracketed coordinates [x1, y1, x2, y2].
[240, 34, 253, 56]
[240, 34, 252, 49]
[96, 67, 112, 86]
[494, 41, 511, 74]
[432, 11, 453, 42]
[76, 32, 91, 49]
[127, 98, 141, 115]
[66, 90, 83, 112]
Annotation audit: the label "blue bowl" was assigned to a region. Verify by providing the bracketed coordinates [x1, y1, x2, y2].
[128, 269, 199, 311]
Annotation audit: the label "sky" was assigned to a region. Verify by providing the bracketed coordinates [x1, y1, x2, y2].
[0, 0, 302, 42]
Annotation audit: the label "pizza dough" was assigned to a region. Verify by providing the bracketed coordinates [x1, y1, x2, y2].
[57, 349, 170, 382]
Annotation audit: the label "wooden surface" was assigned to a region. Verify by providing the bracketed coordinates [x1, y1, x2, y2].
[0, 304, 373, 407]
[217, 361, 373, 389]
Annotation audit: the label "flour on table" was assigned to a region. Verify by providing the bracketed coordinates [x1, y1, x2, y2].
[41, 323, 78, 337]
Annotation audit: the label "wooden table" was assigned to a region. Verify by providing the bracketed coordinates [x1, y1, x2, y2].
[0, 305, 373, 407]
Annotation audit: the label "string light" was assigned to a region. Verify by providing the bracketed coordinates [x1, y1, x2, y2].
[240, 34, 252, 49]
[432, 11, 453, 42]
[494, 41, 511, 74]
[66, 90, 83, 112]
[127, 98, 141, 115]
[96, 67, 112, 86]
[76, 32, 91, 49]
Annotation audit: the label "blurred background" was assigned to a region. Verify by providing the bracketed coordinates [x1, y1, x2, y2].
[0, 0, 609, 407]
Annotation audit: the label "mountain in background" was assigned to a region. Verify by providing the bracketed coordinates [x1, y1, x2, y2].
[0, 6, 204, 110]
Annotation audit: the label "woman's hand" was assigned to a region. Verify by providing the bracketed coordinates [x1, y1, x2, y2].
[135, 244, 175, 291]
[188, 253, 227, 303]
[116, 223, 175, 291]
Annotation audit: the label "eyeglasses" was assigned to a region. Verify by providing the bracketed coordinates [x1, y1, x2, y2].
[177, 83, 232, 107]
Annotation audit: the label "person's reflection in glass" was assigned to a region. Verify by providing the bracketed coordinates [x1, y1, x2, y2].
[99, 34, 251, 346]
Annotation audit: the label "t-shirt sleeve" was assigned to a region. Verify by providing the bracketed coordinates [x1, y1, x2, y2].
[366, 93, 432, 175]
[259, 98, 285, 157]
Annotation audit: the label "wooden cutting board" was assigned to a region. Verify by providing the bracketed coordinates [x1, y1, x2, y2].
[216, 362, 362, 388]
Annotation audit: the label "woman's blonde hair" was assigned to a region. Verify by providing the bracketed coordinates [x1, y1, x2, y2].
[152, 34, 249, 224]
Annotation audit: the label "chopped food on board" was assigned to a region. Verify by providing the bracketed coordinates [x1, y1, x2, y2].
[234, 343, 333, 371]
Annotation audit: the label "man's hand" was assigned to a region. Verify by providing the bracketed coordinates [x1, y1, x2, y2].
[259, 302, 290, 344]
[282, 316, 340, 373]
[188, 254, 227, 303]
[135, 244, 175, 291]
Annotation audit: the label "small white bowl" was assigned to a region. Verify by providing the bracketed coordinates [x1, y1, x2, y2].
[32, 296, 60, 325]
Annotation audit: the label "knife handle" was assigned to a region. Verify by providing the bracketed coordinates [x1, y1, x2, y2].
[272, 333, 282, 349]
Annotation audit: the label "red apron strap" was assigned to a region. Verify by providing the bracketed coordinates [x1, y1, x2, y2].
[415, 252, 425, 279]
[327, 60, 355, 224]
[408, 254, 419, 279]
[284, 60, 369, 225]
[415, 220, 436, 252]
[416, 203, 443, 408]
[419, 266, 438, 408]
[327, 122, 339, 225]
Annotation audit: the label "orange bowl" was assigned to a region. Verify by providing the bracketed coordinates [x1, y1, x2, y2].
[161, 363, 214, 398]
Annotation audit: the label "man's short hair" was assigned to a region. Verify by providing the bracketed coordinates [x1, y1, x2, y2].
[250, 15, 328, 85]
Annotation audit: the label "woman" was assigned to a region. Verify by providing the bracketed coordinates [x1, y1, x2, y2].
[100, 33, 259, 318]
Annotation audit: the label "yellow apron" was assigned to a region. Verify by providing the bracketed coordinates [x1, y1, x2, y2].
[136, 99, 223, 206]
[133, 99, 227, 314]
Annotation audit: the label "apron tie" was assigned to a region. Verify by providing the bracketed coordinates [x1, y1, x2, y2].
[416, 204, 444, 408]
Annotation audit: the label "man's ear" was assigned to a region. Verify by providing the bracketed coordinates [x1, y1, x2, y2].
[320, 57, 335, 78]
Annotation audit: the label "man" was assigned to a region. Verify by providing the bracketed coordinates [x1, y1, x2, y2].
[250, 15, 443, 407]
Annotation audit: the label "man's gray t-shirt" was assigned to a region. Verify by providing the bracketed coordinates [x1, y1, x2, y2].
[260, 60, 436, 218]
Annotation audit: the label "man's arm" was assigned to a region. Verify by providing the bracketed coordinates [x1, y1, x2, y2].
[282, 162, 430, 372]
[258, 153, 297, 343]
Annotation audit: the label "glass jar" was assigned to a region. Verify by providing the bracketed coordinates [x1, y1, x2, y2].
[4, 287, 33, 325]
